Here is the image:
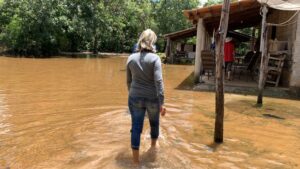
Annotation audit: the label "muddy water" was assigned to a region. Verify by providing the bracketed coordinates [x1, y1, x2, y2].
[0, 56, 299, 169]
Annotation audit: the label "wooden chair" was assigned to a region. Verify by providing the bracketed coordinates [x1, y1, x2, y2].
[233, 51, 260, 80]
[232, 51, 254, 79]
[201, 50, 215, 80]
[237, 51, 255, 65]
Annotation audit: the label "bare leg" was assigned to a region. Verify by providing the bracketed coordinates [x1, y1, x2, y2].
[132, 149, 140, 166]
[151, 139, 157, 148]
[228, 71, 231, 80]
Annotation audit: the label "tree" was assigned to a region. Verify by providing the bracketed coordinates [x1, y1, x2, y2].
[0, 0, 199, 56]
[153, 0, 199, 51]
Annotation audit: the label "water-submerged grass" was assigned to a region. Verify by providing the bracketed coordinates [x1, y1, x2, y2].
[0, 56, 299, 168]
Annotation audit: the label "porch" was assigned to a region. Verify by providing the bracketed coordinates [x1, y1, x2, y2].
[180, 0, 300, 92]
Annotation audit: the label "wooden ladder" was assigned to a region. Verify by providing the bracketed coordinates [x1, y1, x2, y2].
[265, 52, 287, 87]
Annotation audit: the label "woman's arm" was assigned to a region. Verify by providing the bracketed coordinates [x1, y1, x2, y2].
[127, 64, 132, 91]
[154, 57, 164, 106]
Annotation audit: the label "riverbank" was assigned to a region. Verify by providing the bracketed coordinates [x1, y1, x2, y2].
[0, 51, 130, 58]
[59, 52, 130, 58]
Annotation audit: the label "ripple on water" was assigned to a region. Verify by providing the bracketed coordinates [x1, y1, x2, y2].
[71, 105, 128, 111]
[0, 94, 10, 135]
[166, 107, 182, 113]
[164, 103, 181, 107]
[263, 159, 286, 167]
[218, 162, 240, 169]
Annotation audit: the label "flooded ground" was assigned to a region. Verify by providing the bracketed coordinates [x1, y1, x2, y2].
[0, 56, 299, 169]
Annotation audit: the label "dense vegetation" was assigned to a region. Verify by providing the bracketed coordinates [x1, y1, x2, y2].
[0, 0, 199, 56]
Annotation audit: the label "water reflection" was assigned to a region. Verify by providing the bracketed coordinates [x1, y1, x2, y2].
[0, 57, 299, 168]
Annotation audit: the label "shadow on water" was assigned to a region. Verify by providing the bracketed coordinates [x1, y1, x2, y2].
[225, 98, 300, 120]
[262, 114, 285, 120]
[175, 72, 195, 90]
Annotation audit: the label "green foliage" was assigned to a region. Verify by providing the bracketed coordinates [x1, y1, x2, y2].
[204, 0, 238, 6]
[154, 0, 199, 35]
[153, 0, 199, 51]
[204, 0, 223, 6]
[0, 0, 199, 56]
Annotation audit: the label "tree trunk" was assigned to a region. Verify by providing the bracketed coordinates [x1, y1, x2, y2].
[214, 0, 230, 143]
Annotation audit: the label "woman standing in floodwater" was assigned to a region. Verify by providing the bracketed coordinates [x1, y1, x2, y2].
[126, 29, 166, 166]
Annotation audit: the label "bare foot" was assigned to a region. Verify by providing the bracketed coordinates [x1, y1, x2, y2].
[132, 149, 140, 167]
[132, 161, 140, 168]
[145, 146, 158, 162]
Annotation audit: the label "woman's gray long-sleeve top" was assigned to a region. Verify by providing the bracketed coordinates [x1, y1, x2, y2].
[126, 52, 164, 105]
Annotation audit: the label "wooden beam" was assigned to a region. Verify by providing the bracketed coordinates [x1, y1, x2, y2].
[165, 37, 171, 63]
[194, 19, 206, 83]
[214, 0, 230, 143]
[206, 20, 260, 33]
[257, 5, 269, 105]
[204, 9, 261, 33]
[204, 7, 260, 25]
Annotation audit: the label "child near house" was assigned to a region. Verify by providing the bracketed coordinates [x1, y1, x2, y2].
[224, 37, 235, 80]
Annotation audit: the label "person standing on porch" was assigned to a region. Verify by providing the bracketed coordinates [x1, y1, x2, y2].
[126, 29, 166, 166]
[224, 37, 235, 80]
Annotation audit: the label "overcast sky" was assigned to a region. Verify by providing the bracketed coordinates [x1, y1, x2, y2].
[200, 0, 208, 6]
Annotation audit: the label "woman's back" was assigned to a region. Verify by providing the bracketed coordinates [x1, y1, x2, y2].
[127, 52, 163, 101]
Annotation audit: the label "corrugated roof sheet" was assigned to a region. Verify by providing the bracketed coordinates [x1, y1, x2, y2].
[258, 0, 300, 11]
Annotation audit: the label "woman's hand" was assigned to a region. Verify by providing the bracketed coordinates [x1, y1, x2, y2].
[160, 105, 166, 116]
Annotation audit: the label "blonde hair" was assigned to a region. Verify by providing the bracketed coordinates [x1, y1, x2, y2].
[137, 29, 157, 52]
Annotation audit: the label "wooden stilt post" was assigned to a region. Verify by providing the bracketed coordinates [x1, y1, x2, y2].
[214, 0, 230, 143]
[257, 5, 269, 106]
[194, 19, 205, 83]
[169, 40, 174, 64]
[165, 38, 171, 63]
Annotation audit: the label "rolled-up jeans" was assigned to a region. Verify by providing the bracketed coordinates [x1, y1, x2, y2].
[128, 96, 160, 150]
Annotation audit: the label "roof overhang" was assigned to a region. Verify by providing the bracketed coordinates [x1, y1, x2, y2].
[163, 27, 197, 40]
[183, 0, 262, 33]
[163, 27, 251, 42]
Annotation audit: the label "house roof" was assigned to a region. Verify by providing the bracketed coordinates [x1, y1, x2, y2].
[183, 0, 262, 32]
[163, 26, 252, 42]
[163, 27, 197, 40]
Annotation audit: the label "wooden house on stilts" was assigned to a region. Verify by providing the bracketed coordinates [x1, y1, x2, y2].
[164, 0, 300, 98]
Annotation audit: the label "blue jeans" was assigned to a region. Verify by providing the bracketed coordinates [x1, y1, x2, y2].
[128, 96, 160, 150]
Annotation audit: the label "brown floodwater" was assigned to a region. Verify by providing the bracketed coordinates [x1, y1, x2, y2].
[0, 56, 299, 169]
